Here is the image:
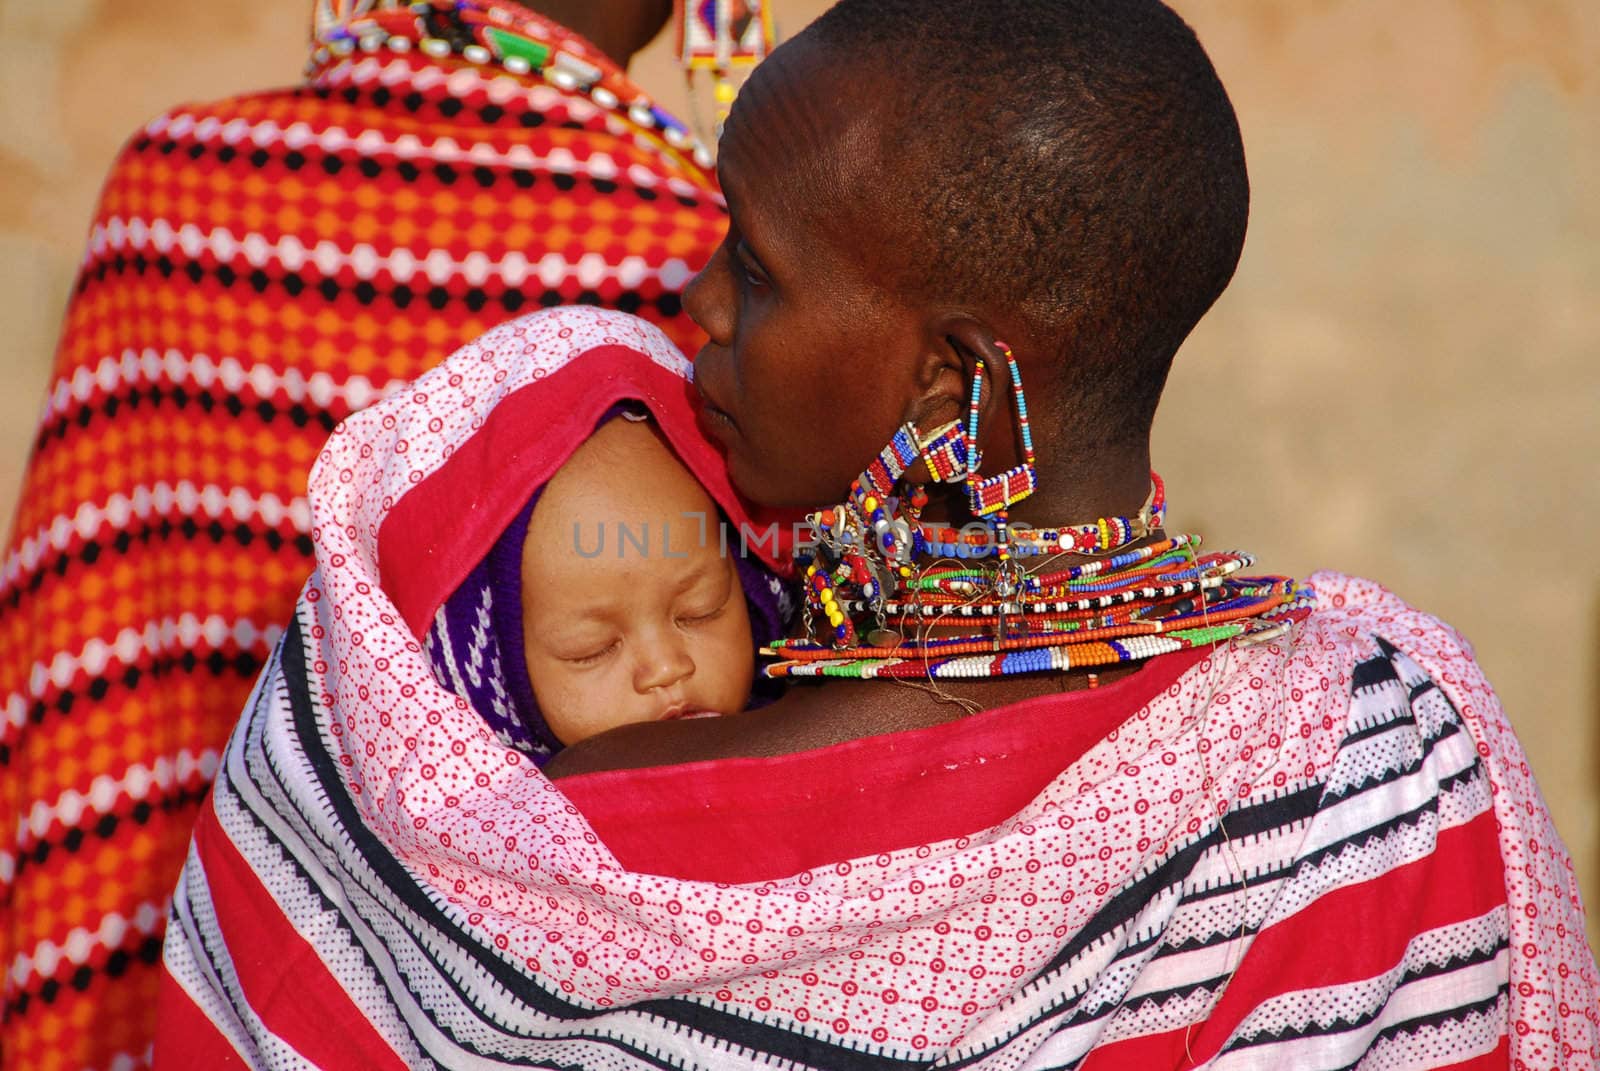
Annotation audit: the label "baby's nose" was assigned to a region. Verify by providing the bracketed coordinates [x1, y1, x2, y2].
[633, 633, 695, 693]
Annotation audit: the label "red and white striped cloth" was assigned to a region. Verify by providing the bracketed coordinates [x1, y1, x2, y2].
[158, 308, 1598, 1068]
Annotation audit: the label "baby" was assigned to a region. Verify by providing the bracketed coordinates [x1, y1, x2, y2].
[424, 407, 779, 764]
[519, 415, 756, 745]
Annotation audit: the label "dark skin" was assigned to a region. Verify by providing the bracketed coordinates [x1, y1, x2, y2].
[544, 36, 1156, 779]
[527, 0, 675, 67]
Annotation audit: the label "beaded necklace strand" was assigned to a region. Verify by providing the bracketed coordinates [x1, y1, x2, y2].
[769, 537, 1307, 681]
[917, 474, 1165, 559]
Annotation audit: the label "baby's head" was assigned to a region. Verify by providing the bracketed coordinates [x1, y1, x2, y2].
[687, 0, 1249, 509]
[519, 416, 755, 746]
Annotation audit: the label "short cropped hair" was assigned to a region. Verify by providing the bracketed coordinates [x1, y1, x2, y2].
[807, 0, 1248, 444]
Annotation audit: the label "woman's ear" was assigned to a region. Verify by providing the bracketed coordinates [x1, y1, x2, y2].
[903, 316, 1012, 432]
[897, 317, 1010, 485]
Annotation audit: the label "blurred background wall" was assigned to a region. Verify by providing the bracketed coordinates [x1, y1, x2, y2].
[1, 1, 1595, 946]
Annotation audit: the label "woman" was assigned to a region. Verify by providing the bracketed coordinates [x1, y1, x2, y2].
[158, 297, 1592, 1066]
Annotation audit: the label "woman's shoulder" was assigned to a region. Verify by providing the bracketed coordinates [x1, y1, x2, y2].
[1300, 569, 1476, 660]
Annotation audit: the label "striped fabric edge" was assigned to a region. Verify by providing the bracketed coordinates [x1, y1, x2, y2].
[157, 604, 1580, 1069]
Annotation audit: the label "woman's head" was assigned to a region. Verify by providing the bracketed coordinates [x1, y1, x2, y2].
[519, 417, 755, 745]
[686, 0, 1248, 510]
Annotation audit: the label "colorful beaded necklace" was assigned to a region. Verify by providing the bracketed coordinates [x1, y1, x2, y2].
[311, 0, 717, 183]
[916, 474, 1165, 559]
[767, 343, 1309, 681]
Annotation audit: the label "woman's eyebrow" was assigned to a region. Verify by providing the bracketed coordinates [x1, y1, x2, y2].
[724, 201, 775, 272]
[717, 163, 779, 284]
[716, 157, 762, 244]
[720, 189, 750, 243]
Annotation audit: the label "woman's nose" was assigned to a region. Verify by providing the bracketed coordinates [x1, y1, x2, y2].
[632, 631, 696, 693]
[682, 242, 735, 345]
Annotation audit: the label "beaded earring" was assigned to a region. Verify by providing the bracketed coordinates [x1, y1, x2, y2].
[965, 342, 1038, 518]
[855, 419, 969, 512]
[798, 418, 973, 647]
[772, 336, 1311, 676]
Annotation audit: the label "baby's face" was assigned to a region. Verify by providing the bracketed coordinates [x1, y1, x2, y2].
[520, 419, 755, 747]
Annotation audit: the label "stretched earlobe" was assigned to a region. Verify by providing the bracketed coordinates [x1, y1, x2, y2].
[902, 346, 967, 432]
[902, 317, 1011, 430]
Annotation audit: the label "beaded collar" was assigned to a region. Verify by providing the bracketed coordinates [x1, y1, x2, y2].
[309, 0, 717, 187]
[770, 340, 1307, 681]
[917, 473, 1166, 559]
[771, 478, 1310, 682]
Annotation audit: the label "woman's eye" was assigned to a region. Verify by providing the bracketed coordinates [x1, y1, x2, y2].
[734, 244, 768, 288]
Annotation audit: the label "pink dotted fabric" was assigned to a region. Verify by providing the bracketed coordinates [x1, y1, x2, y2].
[158, 307, 1598, 1069]
[1315, 576, 1600, 1070]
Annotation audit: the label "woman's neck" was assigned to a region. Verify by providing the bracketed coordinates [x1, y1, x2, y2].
[915, 444, 1154, 531]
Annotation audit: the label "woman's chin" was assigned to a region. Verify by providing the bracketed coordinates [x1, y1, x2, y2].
[727, 462, 833, 513]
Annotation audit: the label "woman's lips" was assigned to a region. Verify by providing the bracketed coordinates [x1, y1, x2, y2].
[693, 375, 738, 437]
[699, 404, 736, 439]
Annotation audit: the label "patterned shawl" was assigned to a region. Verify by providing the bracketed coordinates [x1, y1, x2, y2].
[0, 6, 725, 1070]
[156, 306, 1598, 1069]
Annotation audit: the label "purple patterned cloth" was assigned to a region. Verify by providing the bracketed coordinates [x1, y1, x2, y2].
[424, 414, 792, 763]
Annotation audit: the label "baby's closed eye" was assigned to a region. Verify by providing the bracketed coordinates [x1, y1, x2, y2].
[673, 562, 738, 627]
[677, 601, 728, 626]
[554, 638, 620, 666]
